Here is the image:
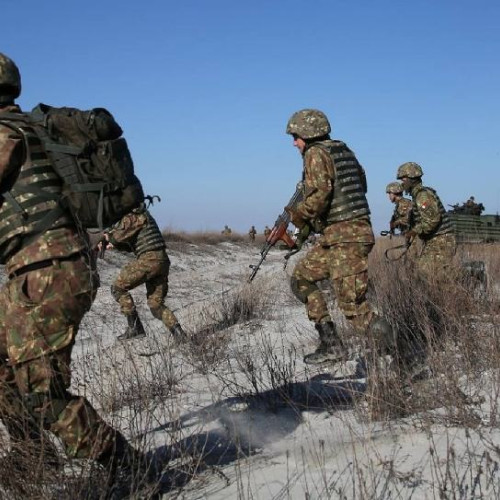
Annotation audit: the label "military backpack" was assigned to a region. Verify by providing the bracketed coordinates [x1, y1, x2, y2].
[26, 103, 144, 230]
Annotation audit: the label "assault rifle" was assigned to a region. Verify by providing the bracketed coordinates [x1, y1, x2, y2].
[248, 182, 304, 282]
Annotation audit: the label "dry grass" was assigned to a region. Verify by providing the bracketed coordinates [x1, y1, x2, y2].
[1, 236, 499, 499]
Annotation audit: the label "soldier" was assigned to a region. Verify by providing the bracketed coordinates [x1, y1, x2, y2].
[386, 181, 412, 235]
[103, 204, 186, 341]
[221, 225, 232, 235]
[396, 162, 456, 278]
[0, 52, 150, 492]
[263, 225, 271, 238]
[284, 109, 393, 365]
[464, 196, 476, 214]
[248, 225, 257, 241]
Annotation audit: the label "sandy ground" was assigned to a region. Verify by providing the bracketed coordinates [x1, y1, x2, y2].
[3, 240, 500, 498]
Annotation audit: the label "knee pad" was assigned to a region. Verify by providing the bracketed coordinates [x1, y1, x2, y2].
[290, 276, 316, 304]
[24, 390, 71, 427]
[111, 284, 126, 301]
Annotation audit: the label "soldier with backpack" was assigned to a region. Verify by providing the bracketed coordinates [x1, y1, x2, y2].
[102, 203, 187, 341]
[0, 52, 156, 496]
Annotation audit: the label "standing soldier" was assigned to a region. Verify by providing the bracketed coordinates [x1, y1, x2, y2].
[386, 181, 412, 235]
[284, 109, 393, 365]
[263, 225, 271, 238]
[0, 52, 150, 492]
[248, 225, 257, 241]
[396, 162, 456, 278]
[103, 204, 186, 341]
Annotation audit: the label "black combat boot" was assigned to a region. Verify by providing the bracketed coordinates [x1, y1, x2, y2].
[170, 323, 188, 344]
[97, 433, 159, 499]
[303, 321, 347, 365]
[366, 315, 395, 356]
[118, 311, 146, 340]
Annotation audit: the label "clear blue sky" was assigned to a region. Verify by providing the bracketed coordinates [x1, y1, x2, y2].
[3, 0, 499, 233]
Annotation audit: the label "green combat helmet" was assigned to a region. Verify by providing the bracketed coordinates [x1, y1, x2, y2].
[0, 53, 21, 103]
[286, 109, 331, 139]
[386, 181, 404, 194]
[397, 162, 423, 179]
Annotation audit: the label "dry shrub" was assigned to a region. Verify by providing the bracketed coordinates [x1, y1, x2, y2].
[367, 239, 500, 422]
[163, 229, 247, 246]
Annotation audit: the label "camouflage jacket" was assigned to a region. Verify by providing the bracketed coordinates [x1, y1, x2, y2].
[295, 140, 374, 245]
[106, 207, 166, 257]
[0, 105, 85, 276]
[391, 197, 412, 232]
[408, 183, 452, 238]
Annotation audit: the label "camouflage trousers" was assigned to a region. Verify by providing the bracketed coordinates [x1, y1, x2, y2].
[112, 250, 178, 329]
[0, 256, 118, 459]
[417, 233, 457, 282]
[291, 242, 375, 332]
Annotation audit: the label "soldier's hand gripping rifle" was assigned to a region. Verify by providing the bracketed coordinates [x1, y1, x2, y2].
[248, 182, 305, 282]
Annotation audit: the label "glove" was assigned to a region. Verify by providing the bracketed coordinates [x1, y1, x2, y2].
[285, 207, 306, 230]
[405, 229, 417, 244]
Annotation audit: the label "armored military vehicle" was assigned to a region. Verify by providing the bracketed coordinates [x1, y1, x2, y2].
[447, 212, 500, 243]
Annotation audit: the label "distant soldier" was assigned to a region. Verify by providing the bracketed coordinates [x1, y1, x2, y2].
[221, 225, 232, 235]
[263, 225, 271, 238]
[248, 225, 257, 241]
[104, 204, 186, 342]
[464, 196, 476, 214]
[396, 162, 456, 278]
[386, 181, 412, 235]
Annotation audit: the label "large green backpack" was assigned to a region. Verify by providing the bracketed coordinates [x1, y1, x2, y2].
[29, 103, 144, 230]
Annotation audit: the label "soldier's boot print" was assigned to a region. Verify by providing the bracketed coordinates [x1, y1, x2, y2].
[118, 311, 146, 340]
[170, 323, 188, 344]
[304, 321, 347, 365]
[97, 433, 160, 499]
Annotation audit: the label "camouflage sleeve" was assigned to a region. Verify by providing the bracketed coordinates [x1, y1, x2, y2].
[107, 212, 146, 246]
[0, 124, 24, 184]
[295, 147, 333, 220]
[394, 199, 411, 228]
[413, 190, 441, 235]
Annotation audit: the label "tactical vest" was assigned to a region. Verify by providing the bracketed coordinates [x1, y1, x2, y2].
[134, 208, 166, 257]
[0, 121, 73, 262]
[411, 184, 453, 239]
[311, 141, 370, 223]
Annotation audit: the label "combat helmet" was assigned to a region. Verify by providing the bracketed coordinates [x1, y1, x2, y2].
[386, 181, 404, 194]
[397, 162, 423, 179]
[0, 53, 21, 103]
[286, 109, 331, 139]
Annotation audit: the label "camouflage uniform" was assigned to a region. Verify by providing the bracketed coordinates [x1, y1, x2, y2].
[106, 206, 183, 336]
[263, 226, 271, 238]
[290, 139, 375, 332]
[285, 110, 393, 366]
[0, 103, 122, 460]
[248, 226, 257, 241]
[406, 181, 456, 279]
[391, 197, 412, 234]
